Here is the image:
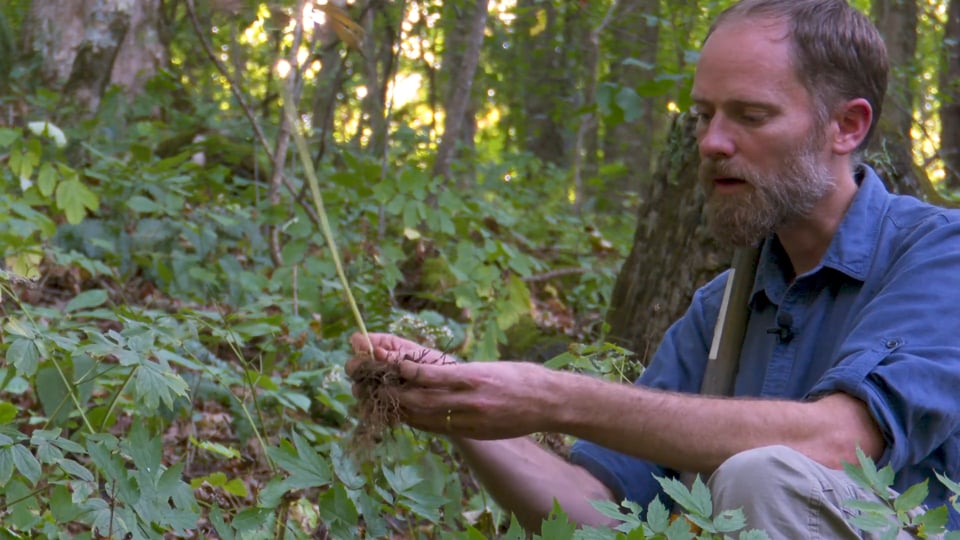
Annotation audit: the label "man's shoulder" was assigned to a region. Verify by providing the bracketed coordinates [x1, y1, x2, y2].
[692, 269, 732, 314]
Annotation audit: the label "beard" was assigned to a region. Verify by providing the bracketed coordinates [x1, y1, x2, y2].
[700, 135, 835, 247]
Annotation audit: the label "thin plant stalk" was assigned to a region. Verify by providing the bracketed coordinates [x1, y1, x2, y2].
[280, 85, 374, 355]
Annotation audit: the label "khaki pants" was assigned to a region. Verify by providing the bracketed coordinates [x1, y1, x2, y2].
[707, 445, 929, 539]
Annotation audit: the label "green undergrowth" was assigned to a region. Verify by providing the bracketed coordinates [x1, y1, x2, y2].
[1, 94, 958, 539]
[0, 107, 633, 537]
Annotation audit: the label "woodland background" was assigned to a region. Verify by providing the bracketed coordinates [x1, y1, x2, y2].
[0, 0, 958, 537]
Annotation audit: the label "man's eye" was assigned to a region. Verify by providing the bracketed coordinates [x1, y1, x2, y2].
[691, 108, 712, 122]
[739, 111, 767, 124]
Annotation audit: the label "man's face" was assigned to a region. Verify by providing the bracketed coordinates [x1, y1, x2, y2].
[691, 17, 836, 247]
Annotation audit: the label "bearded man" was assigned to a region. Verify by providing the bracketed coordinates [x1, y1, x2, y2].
[348, 0, 960, 536]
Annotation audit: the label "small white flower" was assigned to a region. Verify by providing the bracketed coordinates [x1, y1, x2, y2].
[19, 175, 33, 192]
[27, 121, 67, 148]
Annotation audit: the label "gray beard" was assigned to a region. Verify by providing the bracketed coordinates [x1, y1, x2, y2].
[700, 146, 835, 247]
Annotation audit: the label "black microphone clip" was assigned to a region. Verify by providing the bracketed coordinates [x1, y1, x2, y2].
[767, 312, 794, 344]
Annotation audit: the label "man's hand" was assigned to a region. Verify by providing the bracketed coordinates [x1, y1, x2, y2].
[392, 359, 561, 440]
[346, 332, 456, 378]
[346, 332, 562, 440]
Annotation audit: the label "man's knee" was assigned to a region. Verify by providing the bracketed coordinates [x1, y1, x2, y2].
[708, 445, 814, 505]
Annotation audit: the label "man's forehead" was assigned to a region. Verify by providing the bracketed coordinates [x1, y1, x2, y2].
[692, 17, 803, 103]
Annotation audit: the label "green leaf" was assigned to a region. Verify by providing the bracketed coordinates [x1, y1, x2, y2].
[0, 402, 16, 423]
[37, 162, 57, 197]
[190, 437, 241, 459]
[893, 479, 928, 514]
[711, 508, 747, 533]
[330, 442, 364, 489]
[126, 195, 161, 213]
[4, 317, 35, 339]
[267, 434, 332, 489]
[936, 470, 960, 497]
[6, 478, 40, 529]
[7, 339, 39, 377]
[462, 525, 492, 540]
[535, 500, 576, 540]
[383, 462, 425, 492]
[224, 478, 249, 498]
[51, 483, 83, 523]
[846, 512, 895, 532]
[36, 365, 71, 424]
[590, 499, 634, 523]
[55, 177, 100, 224]
[135, 359, 189, 410]
[11, 444, 41, 485]
[495, 274, 531, 330]
[646, 496, 671, 532]
[916, 504, 949, 535]
[65, 289, 109, 312]
[232, 506, 274, 530]
[59, 458, 95, 482]
[209, 505, 237, 540]
[843, 499, 893, 515]
[318, 483, 359, 538]
[501, 514, 527, 540]
[349, 488, 387, 538]
[656, 475, 711, 517]
[0, 447, 13, 485]
[0, 127, 19, 147]
[843, 459, 873, 491]
[738, 530, 773, 540]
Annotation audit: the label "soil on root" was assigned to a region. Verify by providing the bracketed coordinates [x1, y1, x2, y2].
[347, 358, 408, 456]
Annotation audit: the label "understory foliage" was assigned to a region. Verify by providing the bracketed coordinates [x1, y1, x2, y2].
[0, 88, 635, 537]
[2, 97, 960, 540]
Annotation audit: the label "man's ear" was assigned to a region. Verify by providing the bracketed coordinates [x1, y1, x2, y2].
[831, 98, 873, 155]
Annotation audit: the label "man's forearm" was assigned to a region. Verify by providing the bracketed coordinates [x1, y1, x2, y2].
[548, 371, 883, 474]
[451, 436, 617, 531]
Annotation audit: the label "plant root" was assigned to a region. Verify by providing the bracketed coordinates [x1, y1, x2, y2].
[347, 358, 406, 457]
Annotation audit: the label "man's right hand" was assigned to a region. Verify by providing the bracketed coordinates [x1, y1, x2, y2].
[346, 332, 456, 380]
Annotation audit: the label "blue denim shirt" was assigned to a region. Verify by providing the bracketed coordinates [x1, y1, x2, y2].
[570, 166, 960, 528]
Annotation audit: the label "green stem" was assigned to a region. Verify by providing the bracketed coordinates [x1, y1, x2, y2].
[100, 366, 137, 432]
[279, 85, 374, 356]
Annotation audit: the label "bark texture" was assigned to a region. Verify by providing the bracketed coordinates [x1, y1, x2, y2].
[941, 0, 960, 191]
[21, 0, 165, 115]
[605, 115, 729, 364]
[603, 0, 661, 196]
[433, 0, 489, 182]
[869, 0, 924, 197]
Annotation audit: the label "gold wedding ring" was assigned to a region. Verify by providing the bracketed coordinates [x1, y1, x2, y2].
[445, 409, 452, 430]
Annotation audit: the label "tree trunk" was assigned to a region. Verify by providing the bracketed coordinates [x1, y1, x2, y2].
[941, 0, 960, 191]
[605, 115, 730, 364]
[869, 0, 922, 196]
[433, 0, 488, 182]
[513, 0, 568, 166]
[21, 0, 165, 117]
[602, 0, 662, 200]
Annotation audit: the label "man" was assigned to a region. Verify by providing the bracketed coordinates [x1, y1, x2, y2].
[348, 0, 960, 536]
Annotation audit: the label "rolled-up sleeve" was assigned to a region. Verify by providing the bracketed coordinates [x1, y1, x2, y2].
[808, 215, 960, 472]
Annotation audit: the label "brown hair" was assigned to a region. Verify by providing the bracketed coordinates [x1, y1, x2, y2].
[709, 0, 888, 151]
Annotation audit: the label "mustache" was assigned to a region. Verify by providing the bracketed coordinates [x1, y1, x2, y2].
[699, 159, 750, 182]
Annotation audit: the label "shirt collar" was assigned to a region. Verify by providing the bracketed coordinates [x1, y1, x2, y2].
[750, 165, 889, 303]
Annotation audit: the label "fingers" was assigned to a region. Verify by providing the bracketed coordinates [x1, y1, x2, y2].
[350, 332, 449, 363]
[397, 360, 471, 390]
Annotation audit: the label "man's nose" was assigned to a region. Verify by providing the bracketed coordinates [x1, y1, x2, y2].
[697, 116, 735, 159]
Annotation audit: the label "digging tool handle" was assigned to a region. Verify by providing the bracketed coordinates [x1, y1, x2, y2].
[678, 245, 759, 490]
[702, 245, 760, 396]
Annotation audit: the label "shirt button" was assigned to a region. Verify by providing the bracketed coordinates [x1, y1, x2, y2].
[885, 339, 899, 349]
